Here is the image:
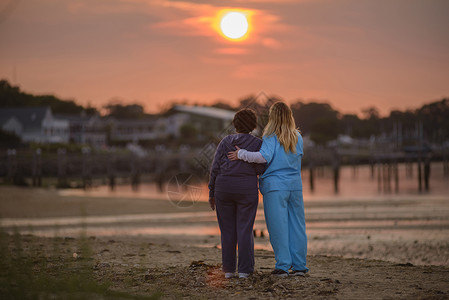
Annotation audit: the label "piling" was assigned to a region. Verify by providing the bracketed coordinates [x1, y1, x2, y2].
[406, 160, 413, 178]
[387, 161, 392, 193]
[332, 150, 340, 194]
[443, 150, 449, 178]
[82, 147, 92, 189]
[155, 146, 167, 193]
[131, 156, 141, 191]
[370, 160, 375, 179]
[32, 148, 42, 187]
[417, 158, 422, 192]
[377, 161, 382, 192]
[57, 148, 67, 188]
[352, 158, 358, 178]
[6, 149, 17, 183]
[394, 162, 399, 193]
[382, 163, 389, 193]
[424, 155, 431, 191]
[107, 154, 116, 191]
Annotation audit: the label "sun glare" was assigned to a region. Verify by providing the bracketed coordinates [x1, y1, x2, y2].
[220, 12, 248, 39]
[214, 9, 252, 42]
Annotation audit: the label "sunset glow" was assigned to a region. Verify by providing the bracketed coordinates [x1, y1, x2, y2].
[0, 1, 448, 114]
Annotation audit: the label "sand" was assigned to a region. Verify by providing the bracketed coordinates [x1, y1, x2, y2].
[2, 234, 448, 299]
[1, 186, 449, 299]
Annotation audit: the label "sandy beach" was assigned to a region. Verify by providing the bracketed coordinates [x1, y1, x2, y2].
[1, 185, 449, 299]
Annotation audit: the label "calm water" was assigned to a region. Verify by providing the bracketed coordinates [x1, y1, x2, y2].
[59, 162, 449, 201]
[3, 198, 449, 265]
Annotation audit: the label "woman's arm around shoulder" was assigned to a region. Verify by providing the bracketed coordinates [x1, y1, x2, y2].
[227, 146, 267, 163]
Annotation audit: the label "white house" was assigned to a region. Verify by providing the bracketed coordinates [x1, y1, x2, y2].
[108, 116, 162, 143]
[55, 113, 107, 146]
[0, 116, 22, 136]
[166, 105, 236, 138]
[0, 107, 69, 143]
[165, 113, 190, 138]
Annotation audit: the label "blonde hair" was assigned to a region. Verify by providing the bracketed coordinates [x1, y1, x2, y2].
[263, 102, 298, 153]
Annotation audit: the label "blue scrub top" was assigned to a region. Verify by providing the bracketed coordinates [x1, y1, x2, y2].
[258, 132, 303, 195]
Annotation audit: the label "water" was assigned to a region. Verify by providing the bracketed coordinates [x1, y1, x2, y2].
[2, 162, 448, 265]
[58, 161, 449, 201]
[301, 161, 449, 199]
[3, 196, 449, 265]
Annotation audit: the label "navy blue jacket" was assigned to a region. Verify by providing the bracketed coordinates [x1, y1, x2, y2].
[208, 133, 266, 197]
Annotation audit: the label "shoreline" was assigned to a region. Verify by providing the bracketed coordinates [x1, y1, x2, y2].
[1, 186, 449, 267]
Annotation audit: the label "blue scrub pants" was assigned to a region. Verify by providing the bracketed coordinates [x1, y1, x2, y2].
[215, 191, 258, 274]
[263, 190, 308, 272]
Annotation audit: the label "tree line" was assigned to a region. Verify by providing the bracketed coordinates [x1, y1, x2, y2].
[216, 95, 449, 145]
[1, 80, 448, 145]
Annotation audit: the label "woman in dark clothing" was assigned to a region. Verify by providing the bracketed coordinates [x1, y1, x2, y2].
[208, 108, 265, 279]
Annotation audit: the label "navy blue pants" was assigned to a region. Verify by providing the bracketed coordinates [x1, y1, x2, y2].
[215, 191, 259, 274]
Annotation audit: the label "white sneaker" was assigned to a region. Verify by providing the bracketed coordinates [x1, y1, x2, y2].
[225, 272, 236, 279]
[238, 273, 250, 278]
[290, 270, 306, 277]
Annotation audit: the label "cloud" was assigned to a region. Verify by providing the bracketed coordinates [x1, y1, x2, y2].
[214, 47, 250, 55]
[200, 57, 239, 65]
[261, 38, 282, 49]
[68, 0, 289, 50]
[151, 16, 215, 37]
[232, 63, 293, 79]
[232, 0, 310, 3]
[66, 0, 144, 15]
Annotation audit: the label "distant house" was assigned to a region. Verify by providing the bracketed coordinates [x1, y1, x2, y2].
[0, 115, 22, 136]
[166, 105, 235, 138]
[165, 113, 190, 138]
[55, 113, 107, 146]
[108, 116, 166, 143]
[0, 107, 69, 143]
[106, 105, 236, 143]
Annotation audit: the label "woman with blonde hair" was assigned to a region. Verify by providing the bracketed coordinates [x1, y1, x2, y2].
[228, 101, 308, 277]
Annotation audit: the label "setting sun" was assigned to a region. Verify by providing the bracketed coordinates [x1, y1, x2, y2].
[214, 9, 253, 42]
[220, 12, 248, 40]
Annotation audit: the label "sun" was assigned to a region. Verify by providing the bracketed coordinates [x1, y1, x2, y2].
[220, 12, 249, 40]
[213, 9, 253, 42]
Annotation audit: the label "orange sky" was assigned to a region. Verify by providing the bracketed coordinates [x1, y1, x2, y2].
[1, 0, 448, 115]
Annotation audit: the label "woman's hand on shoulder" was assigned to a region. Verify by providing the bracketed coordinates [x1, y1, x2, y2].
[227, 146, 240, 161]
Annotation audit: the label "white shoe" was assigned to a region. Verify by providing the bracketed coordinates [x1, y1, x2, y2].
[225, 272, 236, 279]
[290, 270, 306, 276]
[238, 273, 250, 278]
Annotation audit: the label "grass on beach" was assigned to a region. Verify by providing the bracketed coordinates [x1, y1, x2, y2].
[0, 229, 161, 300]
